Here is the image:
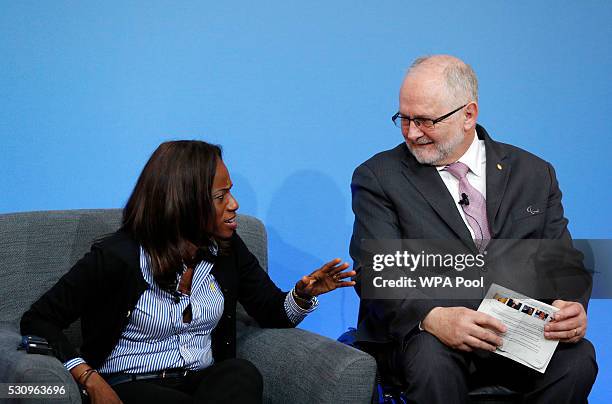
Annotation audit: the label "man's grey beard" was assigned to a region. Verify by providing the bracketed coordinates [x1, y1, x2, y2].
[406, 130, 465, 166]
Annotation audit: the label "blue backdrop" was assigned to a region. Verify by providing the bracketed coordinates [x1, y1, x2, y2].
[2, 1, 610, 401]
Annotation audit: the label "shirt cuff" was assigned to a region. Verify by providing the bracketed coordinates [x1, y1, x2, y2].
[284, 288, 319, 325]
[64, 357, 86, 371]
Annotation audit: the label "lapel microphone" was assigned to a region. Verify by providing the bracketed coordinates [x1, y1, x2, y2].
[458, 193, 470, 206]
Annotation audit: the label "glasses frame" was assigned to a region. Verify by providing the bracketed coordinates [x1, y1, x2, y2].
[391, 103, 468, 130]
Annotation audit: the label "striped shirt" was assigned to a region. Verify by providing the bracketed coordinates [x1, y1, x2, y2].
[64, 246, 318, 372]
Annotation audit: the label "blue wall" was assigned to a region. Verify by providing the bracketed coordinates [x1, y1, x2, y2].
[2, 1, 610, 401]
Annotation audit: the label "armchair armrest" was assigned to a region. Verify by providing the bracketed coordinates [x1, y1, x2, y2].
[236, 325, 376, 404]
[0, 322, 81, 403]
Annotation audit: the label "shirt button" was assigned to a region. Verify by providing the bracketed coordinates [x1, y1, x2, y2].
[227, 314, 232, 319]
[226, 341, 231, 345]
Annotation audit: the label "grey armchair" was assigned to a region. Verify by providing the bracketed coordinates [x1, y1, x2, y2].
[0, 209, 376, 403]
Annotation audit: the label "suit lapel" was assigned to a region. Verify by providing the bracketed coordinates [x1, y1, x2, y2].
[479, 125, 510, 238]
[399, 147, 474, 247]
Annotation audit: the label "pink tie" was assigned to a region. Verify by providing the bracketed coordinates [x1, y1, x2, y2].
[444, 162, 491, 250]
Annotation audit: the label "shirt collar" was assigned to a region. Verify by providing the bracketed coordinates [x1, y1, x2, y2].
[436, 129, 485, 177]
[139, 243, 218, 287]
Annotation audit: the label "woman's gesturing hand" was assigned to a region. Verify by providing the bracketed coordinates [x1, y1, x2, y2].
[294, 258, 356, 298]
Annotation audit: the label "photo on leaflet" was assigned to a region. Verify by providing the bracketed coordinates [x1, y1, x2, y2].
[506, 298, 522, 310]
[521, 305, 535, 316]
[493, 294, 552, 322]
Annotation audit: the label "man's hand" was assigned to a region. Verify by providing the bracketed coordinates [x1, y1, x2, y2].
[545, 300, 587, 343]
[421, 307, 507, 352]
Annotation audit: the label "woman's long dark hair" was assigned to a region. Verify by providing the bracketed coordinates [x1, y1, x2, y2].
[121, 140, 222, 290]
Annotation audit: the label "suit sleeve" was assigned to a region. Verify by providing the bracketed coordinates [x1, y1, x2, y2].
[350, 163, 401, 295]
[351, 163, 441, 342]
[538, 162, 592, 310]
[20, 245, 104, 363]
[542, 163, 571, 239]
[234, 234, 293, 328]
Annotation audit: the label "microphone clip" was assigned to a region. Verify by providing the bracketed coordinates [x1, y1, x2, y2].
[458, 193, 470, 206]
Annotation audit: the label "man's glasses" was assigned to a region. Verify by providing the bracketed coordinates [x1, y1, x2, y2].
[392, 104, 467, 131]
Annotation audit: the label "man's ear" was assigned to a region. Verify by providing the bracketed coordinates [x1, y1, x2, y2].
[463, 102, 478, 132]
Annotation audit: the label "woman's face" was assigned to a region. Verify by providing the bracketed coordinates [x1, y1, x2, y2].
[211, 158, 239, 239]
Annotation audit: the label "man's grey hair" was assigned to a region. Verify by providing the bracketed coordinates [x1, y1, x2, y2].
[410, 56, 479, 104]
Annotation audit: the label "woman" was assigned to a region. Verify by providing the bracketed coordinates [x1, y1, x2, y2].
[21, 140, 355, 404]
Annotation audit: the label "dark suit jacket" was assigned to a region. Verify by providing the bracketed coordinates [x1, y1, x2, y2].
[21, 230, 292, 369]
[350, 124, 590, 345]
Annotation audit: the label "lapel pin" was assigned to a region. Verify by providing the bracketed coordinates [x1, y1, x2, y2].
[496, 163, 502, 170]
[527, 205, 540, 215]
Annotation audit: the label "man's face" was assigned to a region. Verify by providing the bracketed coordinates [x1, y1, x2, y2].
[399, 70, 470, 166]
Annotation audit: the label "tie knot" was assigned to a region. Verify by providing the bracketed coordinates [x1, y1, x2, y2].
[444, 161, 469, 179]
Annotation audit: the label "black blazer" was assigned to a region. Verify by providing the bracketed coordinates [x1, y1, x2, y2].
[350, 124, 590, 345]
[20, 230, 292, 369]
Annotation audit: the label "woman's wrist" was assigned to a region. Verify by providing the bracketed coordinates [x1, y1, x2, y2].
[292, 288, 315, 310]
[292, 287, 313, 301]
[83, 371, 105, 393]
[80, 368, 98, 387]
[70, 363, 100, 392]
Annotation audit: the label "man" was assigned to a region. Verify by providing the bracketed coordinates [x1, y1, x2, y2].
[350, 55, 597, 403]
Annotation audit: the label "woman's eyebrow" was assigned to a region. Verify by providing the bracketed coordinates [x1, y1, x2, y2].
[213, 183, 232, 193]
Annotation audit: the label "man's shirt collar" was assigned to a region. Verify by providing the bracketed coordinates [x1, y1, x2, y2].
[436, 130, 485, 176]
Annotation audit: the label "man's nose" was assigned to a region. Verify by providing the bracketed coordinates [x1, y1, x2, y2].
[403, 121, 423, 141]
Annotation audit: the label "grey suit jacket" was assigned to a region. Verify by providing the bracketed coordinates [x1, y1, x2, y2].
[350, 124, 590, 345]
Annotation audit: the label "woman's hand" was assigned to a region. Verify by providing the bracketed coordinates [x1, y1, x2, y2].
[85, 373, 123, 404]
[294, 258, 356, 298]
[70, 364, 123, 404]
